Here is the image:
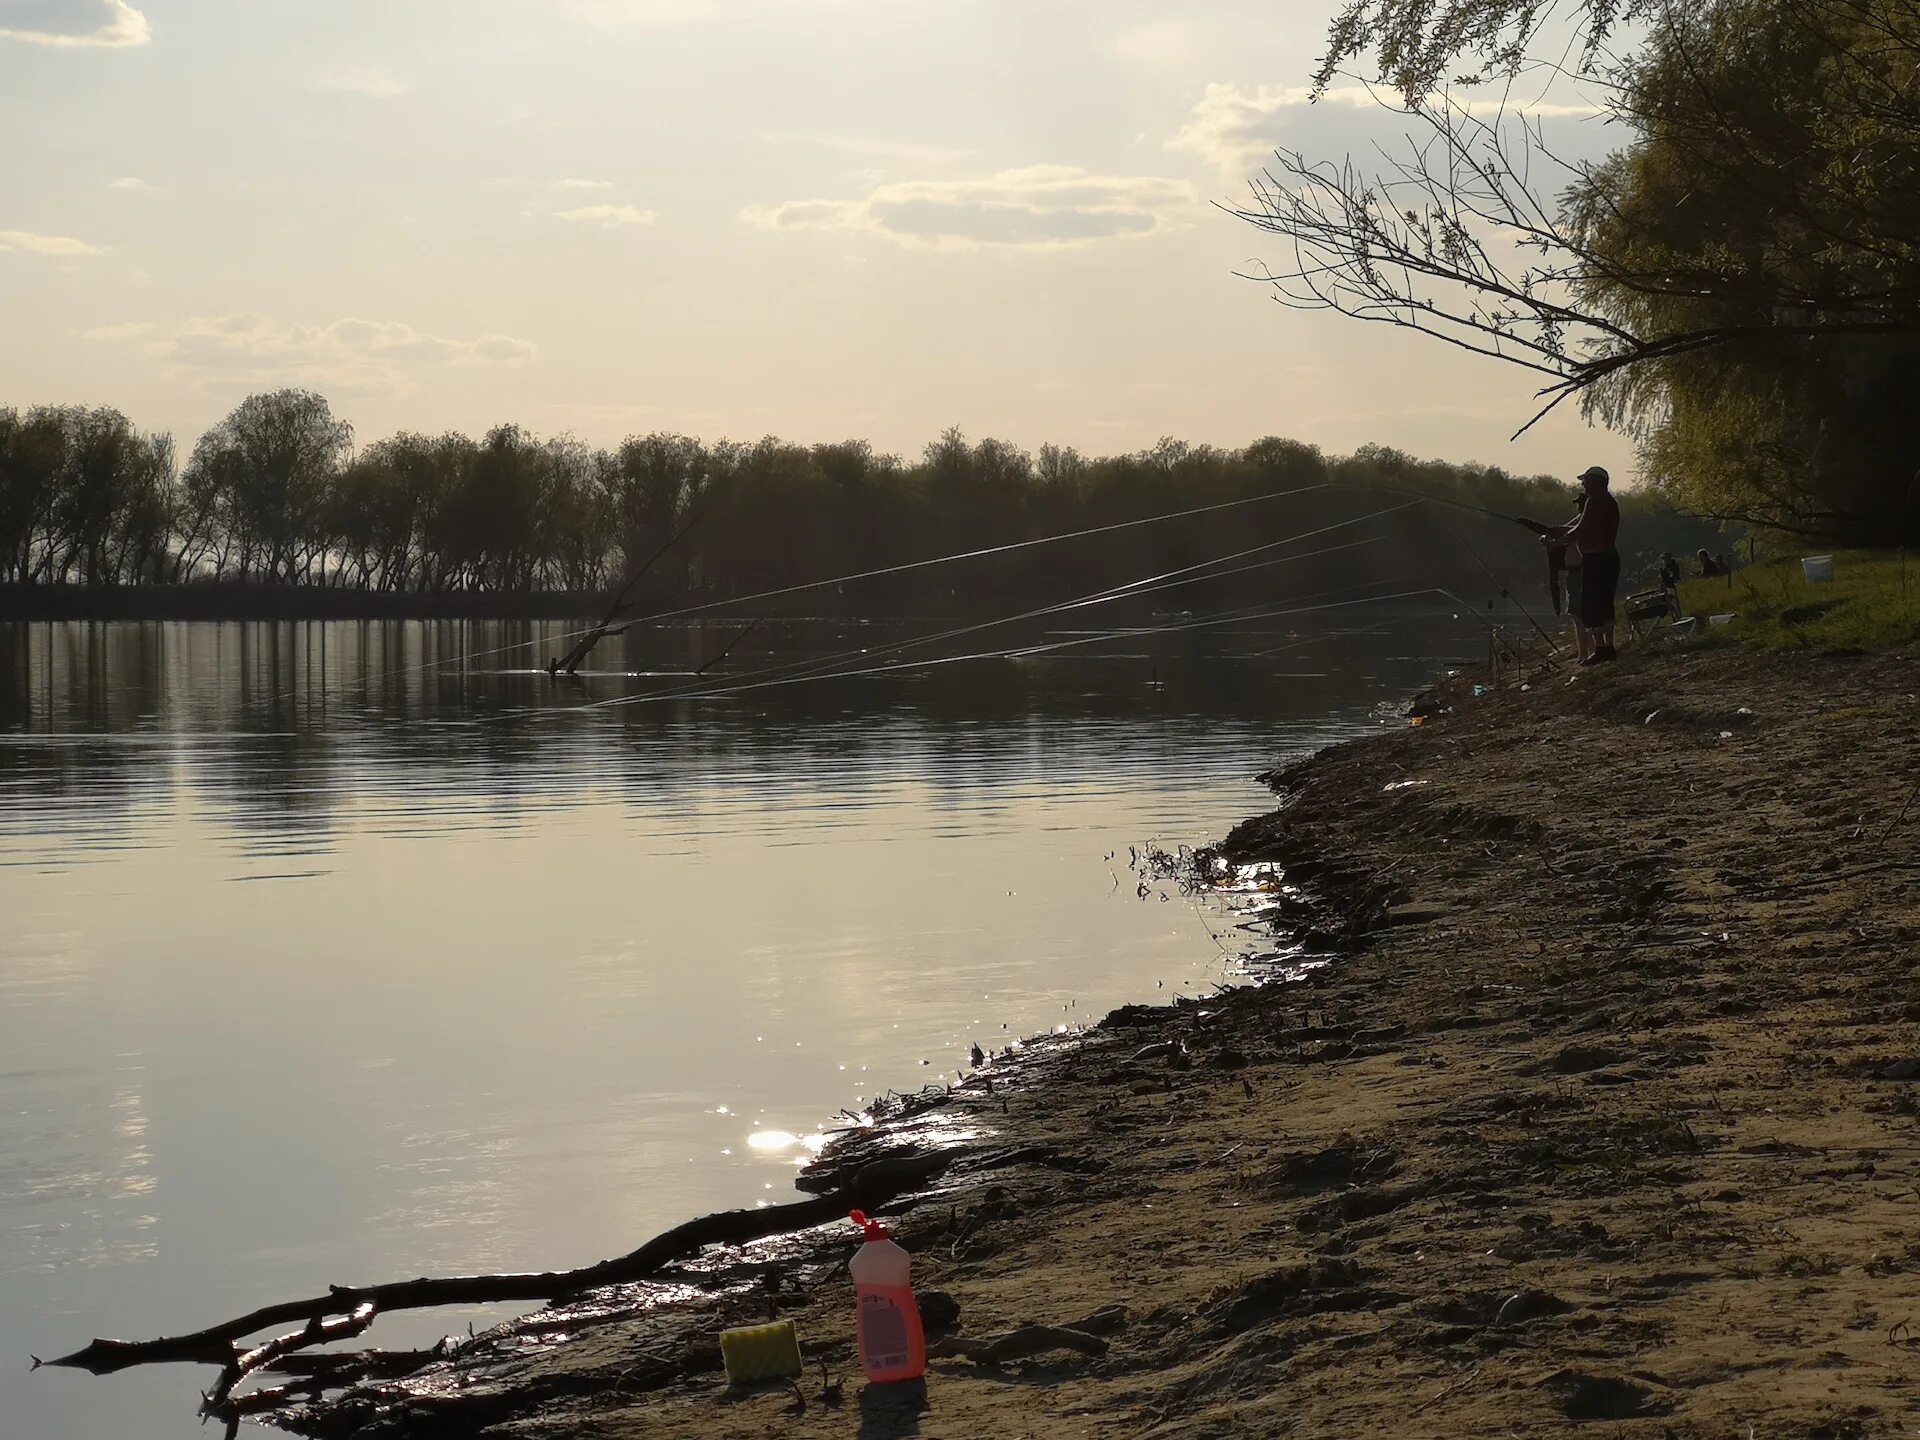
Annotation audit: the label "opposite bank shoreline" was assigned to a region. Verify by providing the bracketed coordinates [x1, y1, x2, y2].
[142, 643, 1920, 1438]
[0, 583, 623, 623]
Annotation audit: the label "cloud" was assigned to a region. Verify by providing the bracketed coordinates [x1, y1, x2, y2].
[108, 175, 158, 193]
[0, 0, 149, 47]
[741, 165, 1198, 252]
[554, 203, 656, 228]
[316, 66, 414, 98]
[0, 228, 106, 256]
[81, 321, 153, 340]
[763, 133, 977, 165]
[555, 178, 614, 190]
[95, 314, 536, 395]
[1168, 81, 1606, 182]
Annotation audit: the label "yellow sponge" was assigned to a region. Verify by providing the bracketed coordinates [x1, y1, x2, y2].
[719, 1320, 804, 1384]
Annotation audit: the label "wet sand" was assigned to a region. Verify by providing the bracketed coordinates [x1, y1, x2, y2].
[274, 644, 1920, 1438]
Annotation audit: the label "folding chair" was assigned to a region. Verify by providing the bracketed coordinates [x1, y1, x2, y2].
[1624, 586, 1682, 643]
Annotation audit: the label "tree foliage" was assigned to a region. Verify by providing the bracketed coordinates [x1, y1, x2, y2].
[183, 389, 353, 583]
[1317, 0, 1657, 97]
[0, 405, 174, 584]
[1242, 0, 1920, 544]
[1569, 0, 1920, 539]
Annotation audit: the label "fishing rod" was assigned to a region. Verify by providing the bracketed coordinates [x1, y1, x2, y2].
[279, 482, 1336, 705]
[575, 534, 1391, 716]
[581, 582, 1454, 710]
[1338, 479, 1538, 529]
[1433, 517, 1562, 653]
[574, 502, 1419, 715]
[1002, 578, 1429, 659]
[1339, 478, 1575, 647]
[1231, 619, 1409, 660]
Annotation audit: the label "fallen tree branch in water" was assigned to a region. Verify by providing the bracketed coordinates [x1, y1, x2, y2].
[548, 504, 708, 677]
[260, 1344, 453, 1385]
[202, 1303, 377, 1423]
[41, 1153, 948, 1380]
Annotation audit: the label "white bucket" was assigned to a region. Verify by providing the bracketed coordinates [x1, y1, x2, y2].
[1802, 555, 1835, 584]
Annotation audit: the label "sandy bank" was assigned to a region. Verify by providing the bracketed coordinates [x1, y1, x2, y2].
[265, 644, 1920, 1438]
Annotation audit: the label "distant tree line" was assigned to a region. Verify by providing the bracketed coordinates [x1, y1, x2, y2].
[1, 388, 1714, 616]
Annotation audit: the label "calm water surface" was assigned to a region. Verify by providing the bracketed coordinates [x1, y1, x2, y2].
[0, 616, 1456, 1437]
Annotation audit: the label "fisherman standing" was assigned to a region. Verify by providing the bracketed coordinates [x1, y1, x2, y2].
[1561, 492, 1587, 657]
[1543, 466, 1621, 665]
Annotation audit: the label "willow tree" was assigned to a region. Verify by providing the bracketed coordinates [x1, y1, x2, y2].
[184, 390, 352, 582]
[0, 406, 174, 583]
[1241, 0, 1920, 542]
[1316, 0, 1660, 96]
[1568, 0, 1920, 541]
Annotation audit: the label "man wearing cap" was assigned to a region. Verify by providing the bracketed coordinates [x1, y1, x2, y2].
[1543, 466, 1620, 664]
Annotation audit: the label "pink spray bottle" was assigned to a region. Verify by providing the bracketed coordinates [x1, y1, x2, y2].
[847, 1209, 926, 1383]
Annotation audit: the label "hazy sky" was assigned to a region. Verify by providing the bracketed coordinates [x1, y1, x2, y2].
[0, 0, 1633, 480]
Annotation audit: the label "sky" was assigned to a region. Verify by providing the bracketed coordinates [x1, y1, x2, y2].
[0, 0, 1635, 481]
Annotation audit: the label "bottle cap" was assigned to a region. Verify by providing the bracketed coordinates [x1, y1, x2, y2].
[848, 1209, 889, 1241]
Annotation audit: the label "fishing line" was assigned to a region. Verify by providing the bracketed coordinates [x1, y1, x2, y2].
[1434, 517, 1562, 652]
[567, 534, 1389, 717]
[576, 579, 1436, 714]
[764, 540, 1395, 687]
[1056, 502, 1420, 610]
[1336, 479, 1534, 527]
[589, 582, 1449, 712]
[1002, 580, 1436, 660]
[1336, 479, 1567, 653]
[587, 503, 1428, 714]
[1230, 619, 1415, 660]
[283, 482, 1336, 703]
[573, 503, 1419, 715]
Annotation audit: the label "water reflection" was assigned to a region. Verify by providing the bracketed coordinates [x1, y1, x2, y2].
[0, 615, 1456, 1440]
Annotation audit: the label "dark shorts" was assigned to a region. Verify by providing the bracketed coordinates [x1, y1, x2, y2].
[1580, 551, 1621, 627]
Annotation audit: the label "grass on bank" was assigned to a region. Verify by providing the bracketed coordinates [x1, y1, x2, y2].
[1677, 549, 1920, 651]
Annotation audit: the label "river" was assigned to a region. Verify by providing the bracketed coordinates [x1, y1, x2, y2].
[0, 615, 1456, 1437]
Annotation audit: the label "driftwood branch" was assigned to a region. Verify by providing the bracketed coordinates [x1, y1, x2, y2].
[260, 1344, 453, 1384]
[43, 1153, 948, 1378]
[549, 505, 707, 677]
[201, 1303, 377, 1418]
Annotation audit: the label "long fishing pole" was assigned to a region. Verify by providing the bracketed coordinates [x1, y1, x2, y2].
[1433, 517, 1561, 653]
[575, 502, 1418, 715]
[1337, 479, 1536, 528]
[1232, 618, 1409, 660]
[1003, 577, 1427, 659]
[293, 482, 1336, 704]
[584, 583, 1452, 710]
[574, 534, 1390, 716]
[776, 540, 1397, 683]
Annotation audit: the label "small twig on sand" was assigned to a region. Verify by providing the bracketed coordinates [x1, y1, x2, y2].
[1433, 1363, 1481, 1401]
[1880, 774, 1919, 844]
[929, 1305, 1126, 1366]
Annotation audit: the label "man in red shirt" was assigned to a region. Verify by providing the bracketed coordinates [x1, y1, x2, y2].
[1545, 466, 1621, 664]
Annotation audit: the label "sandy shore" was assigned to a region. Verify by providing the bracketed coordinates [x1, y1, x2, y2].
[267, 643, 1920, 1438]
